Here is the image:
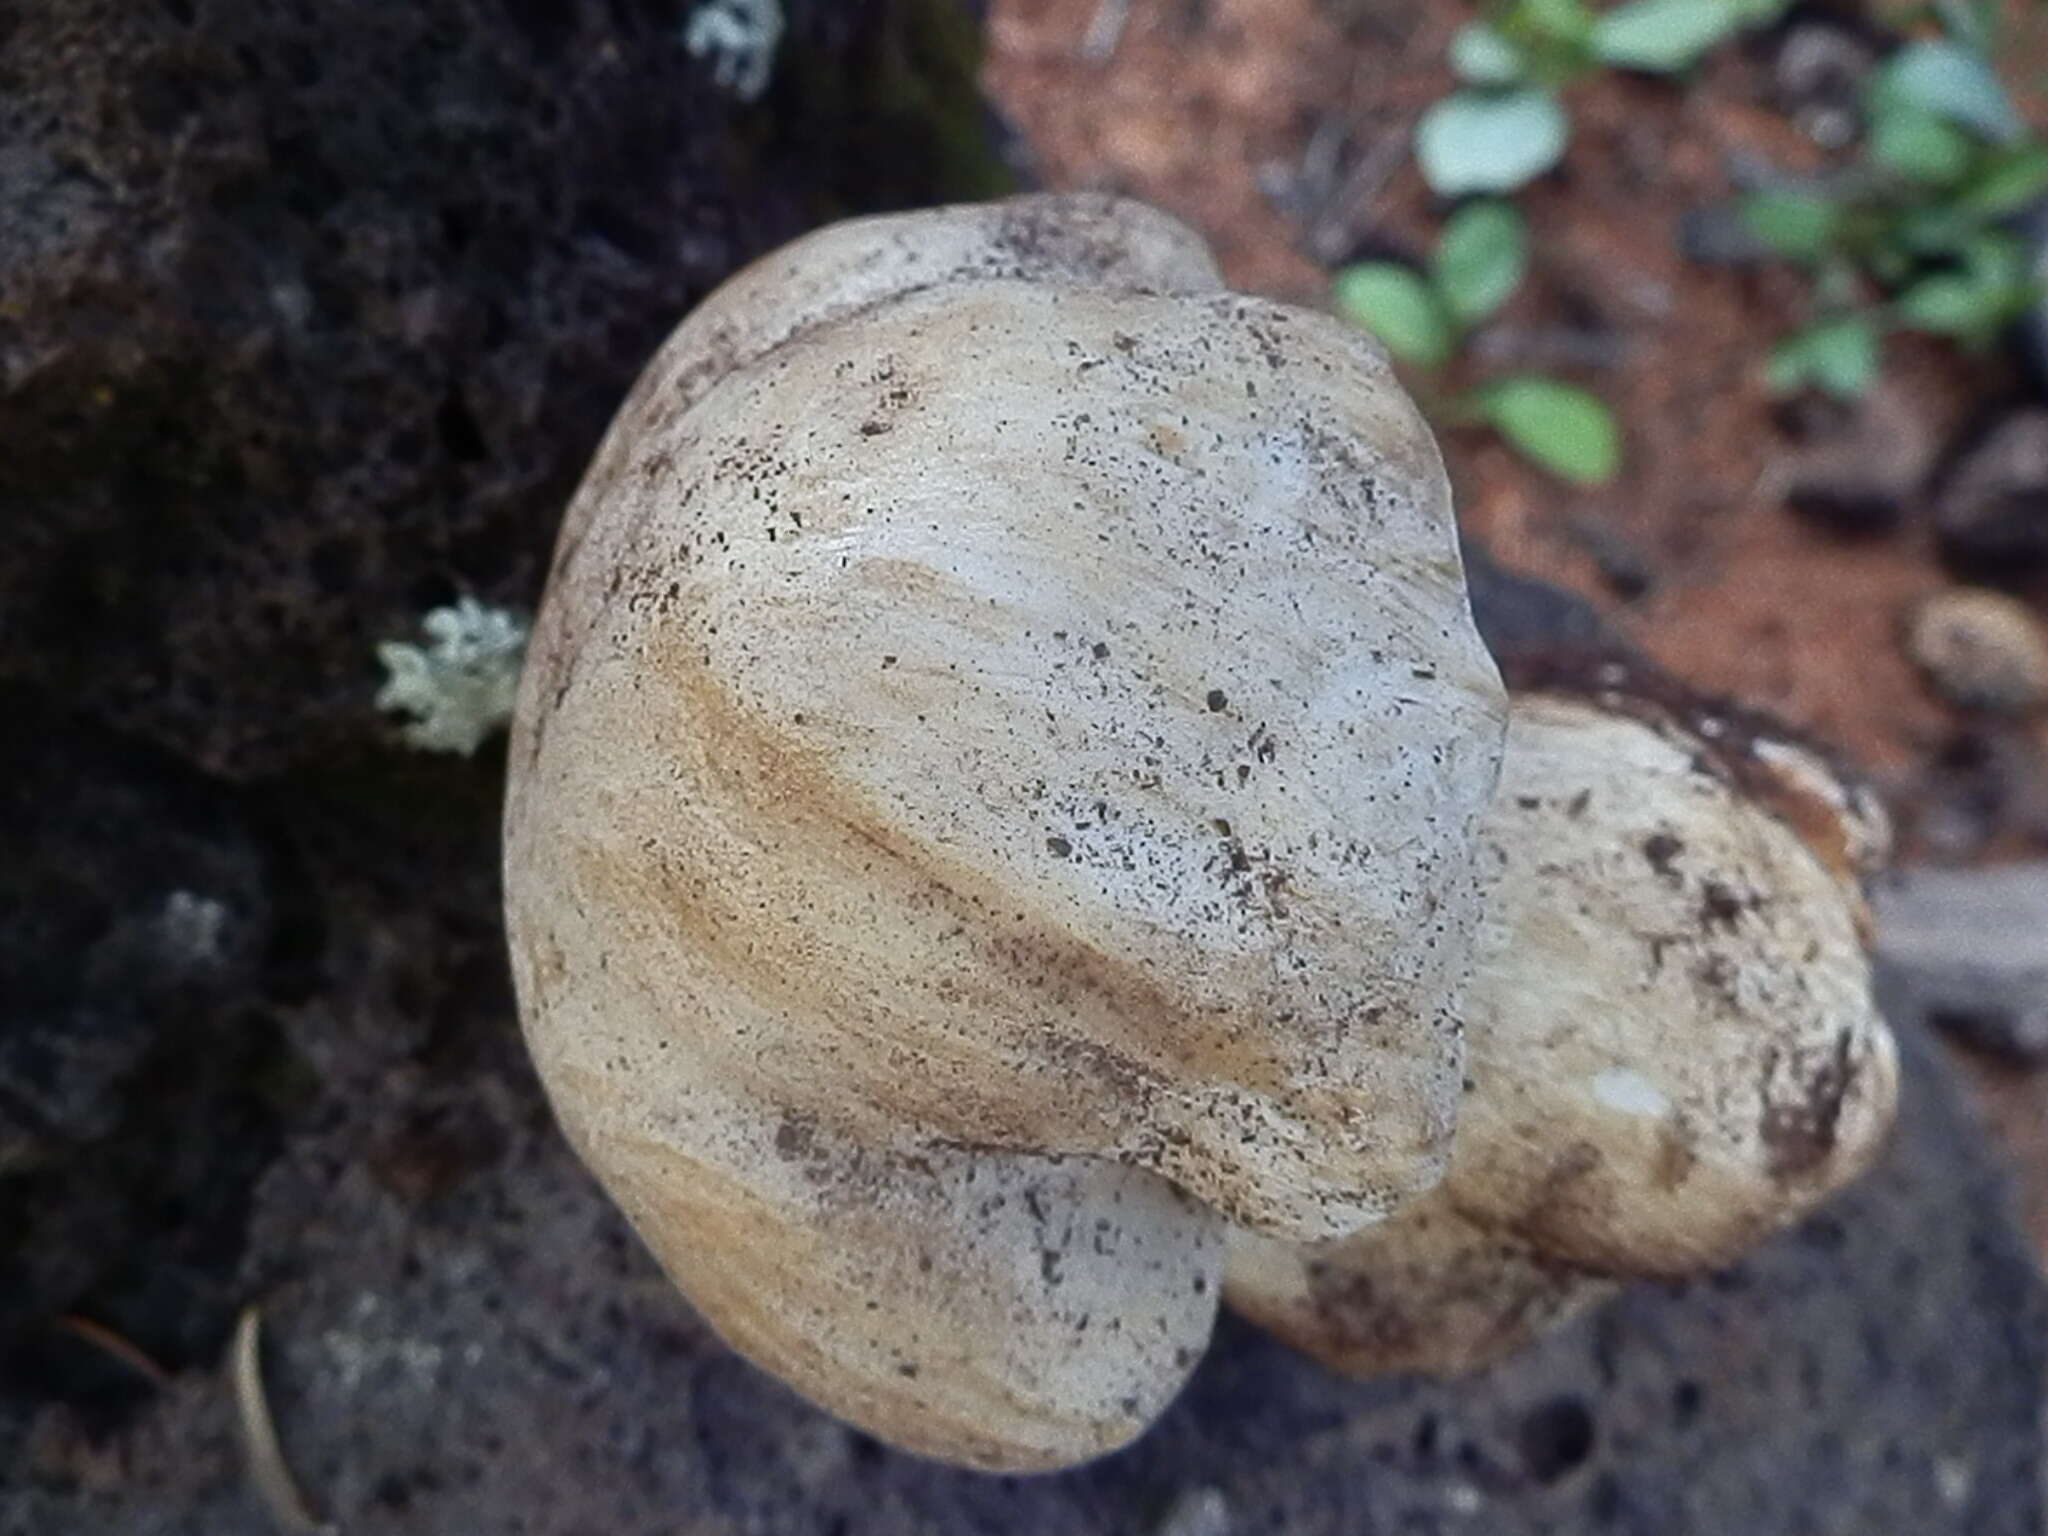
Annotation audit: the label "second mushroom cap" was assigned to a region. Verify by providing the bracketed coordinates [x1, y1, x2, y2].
[1227, 686, 1899, 1377]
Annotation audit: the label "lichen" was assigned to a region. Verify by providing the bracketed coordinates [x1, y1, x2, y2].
[683, 0, 784, 102]
[374, 597, 529, 756]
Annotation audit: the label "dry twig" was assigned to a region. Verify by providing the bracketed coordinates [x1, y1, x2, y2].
[55, 1314, 173, 1389]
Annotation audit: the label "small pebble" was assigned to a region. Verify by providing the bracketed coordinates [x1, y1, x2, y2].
[1906, 589, 2048, 715]
[1932, 409, 2048, 576]
[1781, 382, 1935, 539]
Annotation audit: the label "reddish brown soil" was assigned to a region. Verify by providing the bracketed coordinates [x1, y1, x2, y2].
[985, 0, 2025, 783]
[985, 0, 2048, 1259]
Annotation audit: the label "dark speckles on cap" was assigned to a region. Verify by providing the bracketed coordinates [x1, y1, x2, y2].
[1698, 881, 1748, 932]
[1642, 832, 1684, 880]
[1759, 1031, 1857, 1182]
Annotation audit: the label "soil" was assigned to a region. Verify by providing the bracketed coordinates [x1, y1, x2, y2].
[983, 0, 2048, 1263]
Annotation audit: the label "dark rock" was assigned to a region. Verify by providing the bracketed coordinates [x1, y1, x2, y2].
[0, 694, 301, 1444]
[1875, 862, 2048, 1064]
[1562, 516, 1656, 600]
[1933, 409, 2048, 580]
[1460, 539, 1640, 677]
[0, 695, 271, 1169]
[3, 982, 2037, 1535]
[1782, 385, 1936, 539]
[0, 0, 1005, 779]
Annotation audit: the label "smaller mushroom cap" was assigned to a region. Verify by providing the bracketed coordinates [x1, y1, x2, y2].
[1447, 693, 1897, 1275]
[1228, 1191, 1614, 1379]
[1226, 689, 1899, 1376]
[587, 1108, 1222, 1470]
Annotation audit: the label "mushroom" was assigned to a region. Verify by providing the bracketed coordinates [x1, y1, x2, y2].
[1226, 680, 1900, 1377]
[502, 193, 1509, 1469]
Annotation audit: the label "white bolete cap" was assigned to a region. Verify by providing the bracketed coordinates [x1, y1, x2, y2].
[1228, 1187, 1617, 1379]
[1227, 686, 1899, 1378]
[503, 194, 1507, 1468]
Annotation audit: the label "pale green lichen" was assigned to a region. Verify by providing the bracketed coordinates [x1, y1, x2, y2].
[375, 597, 529, 756]
[683, 0, 784, 101]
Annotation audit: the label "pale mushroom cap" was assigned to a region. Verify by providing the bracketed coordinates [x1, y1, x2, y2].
[1226, 1189, 1615, 1380]
[1452, 694, 1897, 1274]
[1223, 691, 1898, 1380]
[515, 277, 1503, 1236]
[590, 1115, 1222, 1470]
[504, 197, 1506, 1468]
[546, 193, 1226, 573]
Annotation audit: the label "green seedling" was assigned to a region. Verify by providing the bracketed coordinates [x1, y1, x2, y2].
[1740, 34, 2047, 399]
[1419, 0, 1791, 195]
[1335, 201, 1622, 485]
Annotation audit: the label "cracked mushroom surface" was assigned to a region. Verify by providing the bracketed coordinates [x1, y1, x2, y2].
[502, 194, 1507, 1470]
[1227, 687, 1900, 1378]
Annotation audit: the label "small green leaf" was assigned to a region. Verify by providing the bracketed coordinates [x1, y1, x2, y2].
[1895, 274, 1997, 336]
[1432, 201, 1528, 326]
[1955, 144, 2048, 217]
[1468, 376, 1621, 485]
[1415, 88, 1570, 196]
[1738, 190, 1839, 263]
[1868, 105, 1976, 184]
[1332, 264, 1455, 366]
[1897, 263, 2037, 348]
[1872, 40, 2021, 144]
[1591, 0, 1742, 72]
[1449, 23, 1527, 86]
[1767, 317, 1880, 400]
